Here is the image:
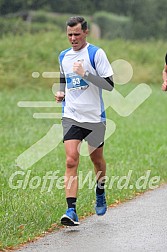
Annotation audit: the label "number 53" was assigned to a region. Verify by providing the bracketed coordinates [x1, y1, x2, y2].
[72, 77, 80, 85]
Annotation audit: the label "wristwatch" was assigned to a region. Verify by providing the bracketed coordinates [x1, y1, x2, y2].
[83, 70, 89, 79]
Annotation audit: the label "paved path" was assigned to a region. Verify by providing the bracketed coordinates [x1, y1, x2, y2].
[17, 185, 167, 252]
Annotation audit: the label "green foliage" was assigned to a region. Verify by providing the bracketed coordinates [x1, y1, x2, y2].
[48, 0, 95, 15]
[0, 0, 48, 15]
[0, 17, 59, 37]
[0, 11, 90, 37]
[0, 0, 167, 39]
[30, 10, 71, 30]
[130, 0, 167, 39]
[0, 31, 166, 90]
[93, 11, 133, 39]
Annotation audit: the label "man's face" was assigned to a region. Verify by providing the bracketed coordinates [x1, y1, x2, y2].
[67, 23, 88, 51]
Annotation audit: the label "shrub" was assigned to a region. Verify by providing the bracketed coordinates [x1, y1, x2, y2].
[30, 10, 72, 30]
[93, 11, 134, 40]
[0, 16, 58, 37]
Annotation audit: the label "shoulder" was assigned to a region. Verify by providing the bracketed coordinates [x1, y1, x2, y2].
[59, 48, 72, 62]
[87, 43, 100, 55]
[88, 44, 107, 58]
[86, 44, 101, 69]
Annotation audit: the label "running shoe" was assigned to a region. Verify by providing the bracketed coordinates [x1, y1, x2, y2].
[61, 208, 80, 226]
[95, 192, 107, 216]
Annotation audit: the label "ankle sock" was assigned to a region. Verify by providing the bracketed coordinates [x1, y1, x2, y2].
[66, 197, 77, 212]
[96, 181, 105, 195]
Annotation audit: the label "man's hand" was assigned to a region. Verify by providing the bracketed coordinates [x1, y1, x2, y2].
[162, 66, 167, 91]
[55, 91, 65, 102]
[73, 61, 85, 77]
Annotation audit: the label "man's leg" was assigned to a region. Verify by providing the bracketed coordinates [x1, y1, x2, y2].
[64, 139, 81, 198]
[89, 145, 106, 181]
[89, 146, 107, 216]
[61, 139, 81, 226]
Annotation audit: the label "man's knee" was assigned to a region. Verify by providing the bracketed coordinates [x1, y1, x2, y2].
[66, 156, 79, 169]
[90, 156, 105, 168]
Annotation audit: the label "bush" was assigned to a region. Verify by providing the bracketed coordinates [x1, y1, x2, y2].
[0, 17, 27, 36]
[93, 11, 134, 40]
[0, 16, 59, 37]
[0, 11, 80, 37]
[30, 10, 72, 30]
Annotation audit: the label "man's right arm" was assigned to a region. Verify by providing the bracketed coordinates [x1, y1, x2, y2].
[59, 72, 66, 92]
[55, 72, 66, 102]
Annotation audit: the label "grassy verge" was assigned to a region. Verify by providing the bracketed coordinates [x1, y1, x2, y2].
[0, 31, 166, 89]
[0, 31, 167, 249]
[0, 84, 167, 249]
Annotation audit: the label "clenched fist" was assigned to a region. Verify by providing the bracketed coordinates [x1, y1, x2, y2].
[55, 91, 65, 102]
[73, 61, 85, 77]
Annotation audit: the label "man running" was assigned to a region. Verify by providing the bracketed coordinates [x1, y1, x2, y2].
[56, 16, 114, 226]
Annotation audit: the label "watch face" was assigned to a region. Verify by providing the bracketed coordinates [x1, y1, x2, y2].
[85, 71, 89, 77]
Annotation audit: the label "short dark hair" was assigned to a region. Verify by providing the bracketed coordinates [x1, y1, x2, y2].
[66, 16, 88, 31]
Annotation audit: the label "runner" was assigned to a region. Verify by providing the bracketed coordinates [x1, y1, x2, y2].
[55, 16, 114, 226]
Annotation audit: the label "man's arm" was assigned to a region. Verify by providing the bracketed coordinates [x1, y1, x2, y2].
[162, 68, 167, 91]
[55, 72, 66, 102]
[73, 62, 114, 91]
[59, 72, 66, 92]
[162, 53, 167, 91]
[83, 71, 114, 91]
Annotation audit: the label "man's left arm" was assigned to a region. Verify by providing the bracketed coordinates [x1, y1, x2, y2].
[73, 62, 114, 91]
[83, 71, 114, 91]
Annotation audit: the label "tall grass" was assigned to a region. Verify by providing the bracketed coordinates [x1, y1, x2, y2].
[0, 30, 167, 249]
[0, 31, 166, 89]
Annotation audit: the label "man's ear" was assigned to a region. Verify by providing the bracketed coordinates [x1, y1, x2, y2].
[85, 29, 89, 35]
[84, 29, 89, 36]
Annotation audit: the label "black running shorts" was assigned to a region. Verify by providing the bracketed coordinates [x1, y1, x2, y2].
[62, 117, 106, 148]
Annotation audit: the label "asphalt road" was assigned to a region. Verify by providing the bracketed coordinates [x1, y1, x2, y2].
[17, 184, 167, 252]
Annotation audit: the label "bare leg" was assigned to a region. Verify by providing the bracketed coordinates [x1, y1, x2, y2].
[60, 140, 81, 226]
[64, 140, 81, 198]
[89, 146, 106, 182]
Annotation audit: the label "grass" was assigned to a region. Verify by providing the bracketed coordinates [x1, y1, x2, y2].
[0, 31, 166, 89]
[0, 30, 167, 249]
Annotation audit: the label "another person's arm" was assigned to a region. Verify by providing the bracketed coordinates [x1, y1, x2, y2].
[162, 53, 167, 91]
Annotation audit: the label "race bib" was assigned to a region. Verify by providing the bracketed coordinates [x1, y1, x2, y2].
[66, 73, 89, 91]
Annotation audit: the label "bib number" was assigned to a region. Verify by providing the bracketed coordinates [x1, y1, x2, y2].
[66, 73, 89, 91]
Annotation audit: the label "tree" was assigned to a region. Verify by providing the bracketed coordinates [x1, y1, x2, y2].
[0, 0, 48, 15]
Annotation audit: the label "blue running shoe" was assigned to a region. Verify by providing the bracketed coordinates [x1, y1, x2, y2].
[61, 208, 80, 226]
[95, 192, 107, 216]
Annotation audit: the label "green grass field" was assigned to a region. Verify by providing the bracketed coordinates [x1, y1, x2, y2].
[0, 30, 167, 250]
